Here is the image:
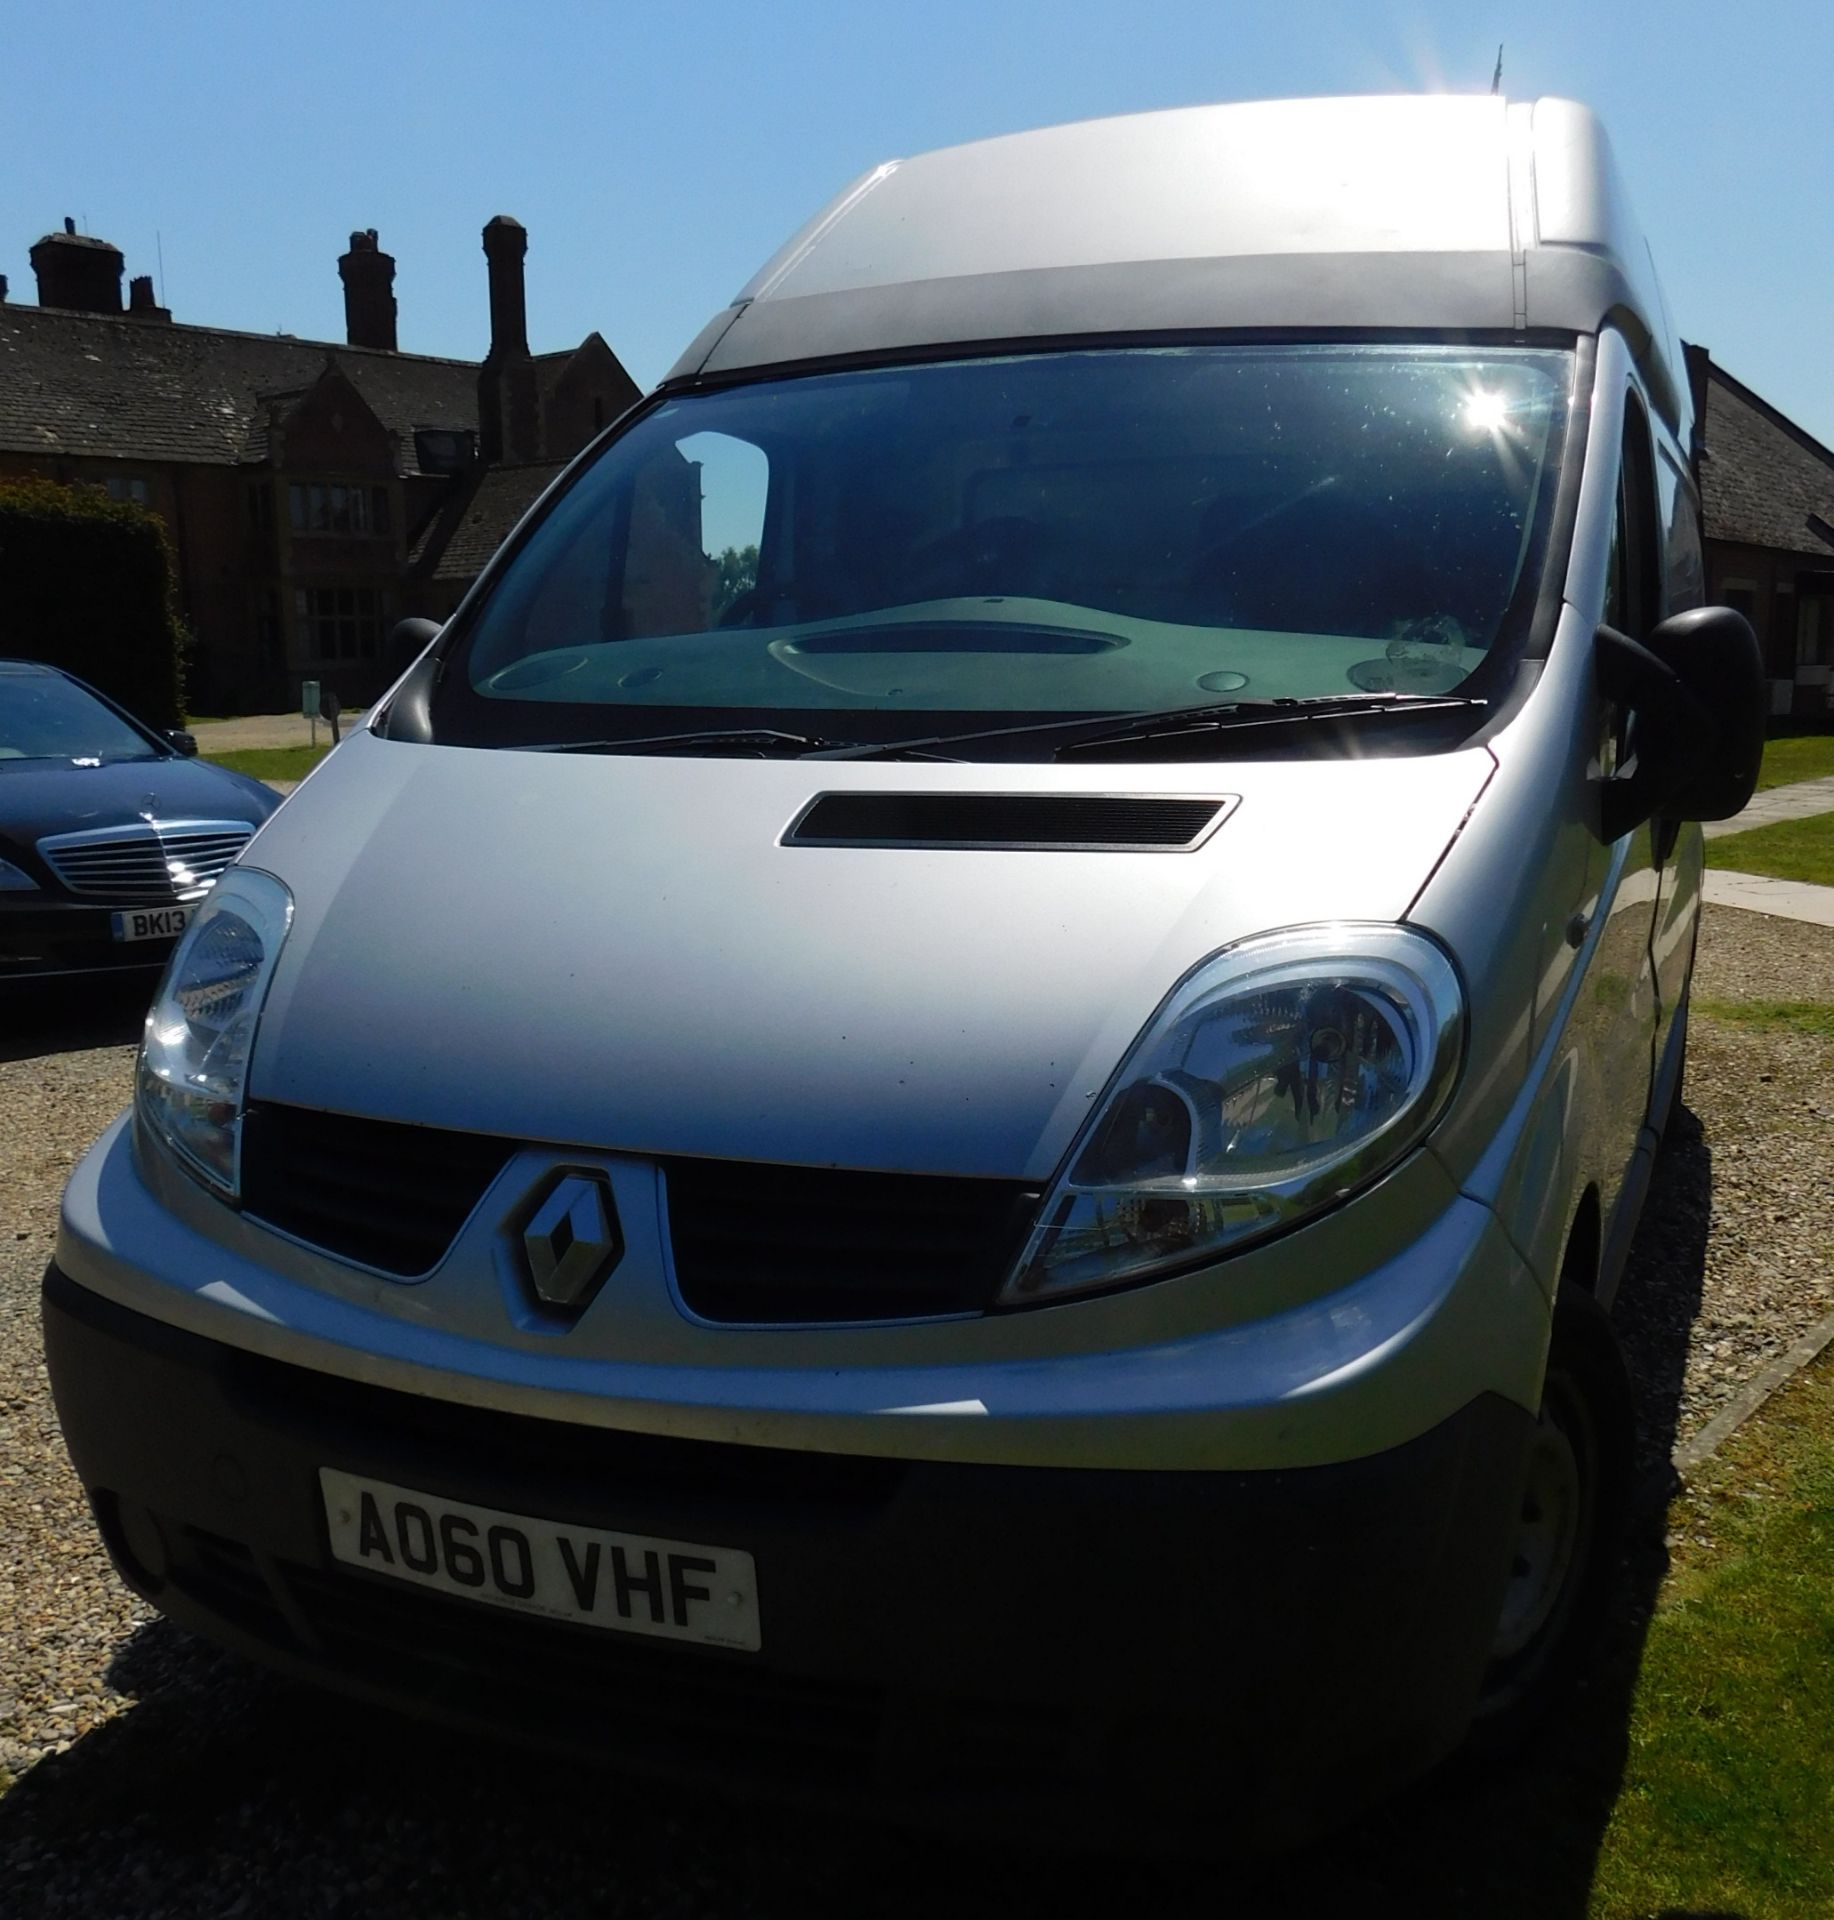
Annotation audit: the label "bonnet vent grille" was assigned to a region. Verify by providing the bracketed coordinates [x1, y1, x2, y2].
[786, 792, 1233, 851]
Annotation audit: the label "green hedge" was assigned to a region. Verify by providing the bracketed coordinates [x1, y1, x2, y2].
[0, 477, 186, 726]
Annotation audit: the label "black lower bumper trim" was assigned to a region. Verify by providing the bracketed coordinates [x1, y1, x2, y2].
[42, 1264, 1534, 1841]
[0, 896, 178, 976]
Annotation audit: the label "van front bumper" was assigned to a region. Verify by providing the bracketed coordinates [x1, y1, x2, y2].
[45, 1262, 1533, 1843]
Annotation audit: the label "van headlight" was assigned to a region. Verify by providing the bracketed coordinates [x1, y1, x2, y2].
[136, 868, 293, 1198]
[1000, 925, 1464, 1305]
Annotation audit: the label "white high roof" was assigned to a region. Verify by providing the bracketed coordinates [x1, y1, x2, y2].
[742, 96, 1517, 299]
[671, 95, 1686, 433]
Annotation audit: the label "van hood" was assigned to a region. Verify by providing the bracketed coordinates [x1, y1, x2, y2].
[249, 733, 1492, 1182]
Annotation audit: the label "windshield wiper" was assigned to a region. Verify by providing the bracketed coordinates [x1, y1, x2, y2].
[816, 693, 1486, 762]
[517, 696, 1484, 764]
[526, 728, 837, 758]
[1052, 693, 1488, 760]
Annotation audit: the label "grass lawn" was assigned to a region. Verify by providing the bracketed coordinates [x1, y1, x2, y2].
[1708, 810, 1834, 886]
[200, 743, 332, 783]
[1696, 997, 1834, 1040]
[1242, 1314, 1834, 1917]
[1587, 1341, 1834, 1918]
[1758, 732, 1834, 791]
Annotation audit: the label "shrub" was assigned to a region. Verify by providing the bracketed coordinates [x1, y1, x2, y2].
[0, 477, 186, 726]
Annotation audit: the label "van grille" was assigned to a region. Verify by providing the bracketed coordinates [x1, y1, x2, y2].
[37, 820, 254, 902]
[237, 1104, 1039, 1317]
[239, 1103, 516, 1276]
[662, 1156, 1040, 1322]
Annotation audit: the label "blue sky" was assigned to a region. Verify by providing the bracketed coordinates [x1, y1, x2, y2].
[6, 1, 1831, 445]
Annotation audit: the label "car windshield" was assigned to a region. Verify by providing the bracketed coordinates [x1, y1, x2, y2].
[434, 344, 1575, 757]
[0, 671, 162, 763]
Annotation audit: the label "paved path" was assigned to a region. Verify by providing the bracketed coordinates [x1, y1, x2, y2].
[189, 710, 366, 753]
[1694, 774, 1834, 927]
[1701, 869, 1834, 928]
[1703, 773, 1834, 839]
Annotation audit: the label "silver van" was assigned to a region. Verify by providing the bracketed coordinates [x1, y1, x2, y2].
[46, 96, 1763, 1838]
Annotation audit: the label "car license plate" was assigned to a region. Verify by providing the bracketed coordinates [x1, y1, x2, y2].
[319, 1469, 761, 1651]
[111, 905, 190, 943]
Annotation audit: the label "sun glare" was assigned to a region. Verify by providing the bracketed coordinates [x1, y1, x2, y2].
[1463, 388, 1512, 434]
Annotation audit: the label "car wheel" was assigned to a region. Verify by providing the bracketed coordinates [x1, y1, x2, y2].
[1468, 1286, 1634, 1752]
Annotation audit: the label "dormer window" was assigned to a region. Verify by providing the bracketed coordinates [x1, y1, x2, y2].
[289, 482, 391, 535]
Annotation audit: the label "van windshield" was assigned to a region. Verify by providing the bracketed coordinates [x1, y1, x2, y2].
[435, 344, 1574, 758]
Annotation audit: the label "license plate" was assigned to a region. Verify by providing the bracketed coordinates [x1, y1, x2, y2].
[111, 905, 190, 943]
[319, 1469, 761, 1651]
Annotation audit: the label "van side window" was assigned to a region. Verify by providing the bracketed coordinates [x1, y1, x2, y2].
[619, 432, 770, 638]
[1603, 495, 1628, 633]
[1597, 396, 1663, 786]
[1655, 448, 1704, 616]
[1608, 398, 1661, 639]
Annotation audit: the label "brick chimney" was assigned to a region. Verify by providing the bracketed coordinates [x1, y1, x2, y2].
[127, 273, 171, 323]
[482, 214, 530, 358]
[338, 228, 397, 351]
[1682, 340, 1712, 482]
[31, 218, 125, 313]
[479, 215, 538, 463]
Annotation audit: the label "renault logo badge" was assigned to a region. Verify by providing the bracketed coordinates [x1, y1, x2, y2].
[520, 1170, 623, 1312]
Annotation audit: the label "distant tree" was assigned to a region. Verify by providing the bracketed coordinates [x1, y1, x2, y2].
[709, 543, 759, 623]
[0, 478, 186, 724]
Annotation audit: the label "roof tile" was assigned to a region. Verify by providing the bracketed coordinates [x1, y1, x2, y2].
[1701, 366, 1834, 558]
[0, 305, 478, 474]
[412, 461, 565, 582]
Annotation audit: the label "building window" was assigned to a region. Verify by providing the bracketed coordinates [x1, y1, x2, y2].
[1774, 587, 1797, 673]
[105, 475, 150, 506]
[413, 428, 476, 474]
[247, 485, 273, 533]
[258, 590, 282, 667]
[1721, 583, 1758, 626]
[295, 586, 387, 662]
[1802, 596, 1832, 670]
[288, 482, 391, 535]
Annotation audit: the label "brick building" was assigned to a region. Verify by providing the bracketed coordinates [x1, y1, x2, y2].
[1690, 348, 1834, 718]
[0, 216, 638, 712]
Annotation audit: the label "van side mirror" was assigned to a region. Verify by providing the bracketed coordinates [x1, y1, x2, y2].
[374, 618, 445, 744]
[386, 617, 442, 676]
[165, 729, 199, 757]
[1594, 606, 1766, 841]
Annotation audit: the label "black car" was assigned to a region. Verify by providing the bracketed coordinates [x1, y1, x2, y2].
[0, 660, 279, 981]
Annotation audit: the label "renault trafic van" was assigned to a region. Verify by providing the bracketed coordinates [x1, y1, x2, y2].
[45, 96, 1764, 1838]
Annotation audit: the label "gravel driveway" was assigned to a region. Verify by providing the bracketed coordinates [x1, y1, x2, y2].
[2, 903, 1830, 1916]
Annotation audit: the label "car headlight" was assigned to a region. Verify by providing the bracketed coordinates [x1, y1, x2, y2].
[1000, 925, 1464, 1306]
[0, 857, 39, 892]
[136, 868, 293, 1197]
